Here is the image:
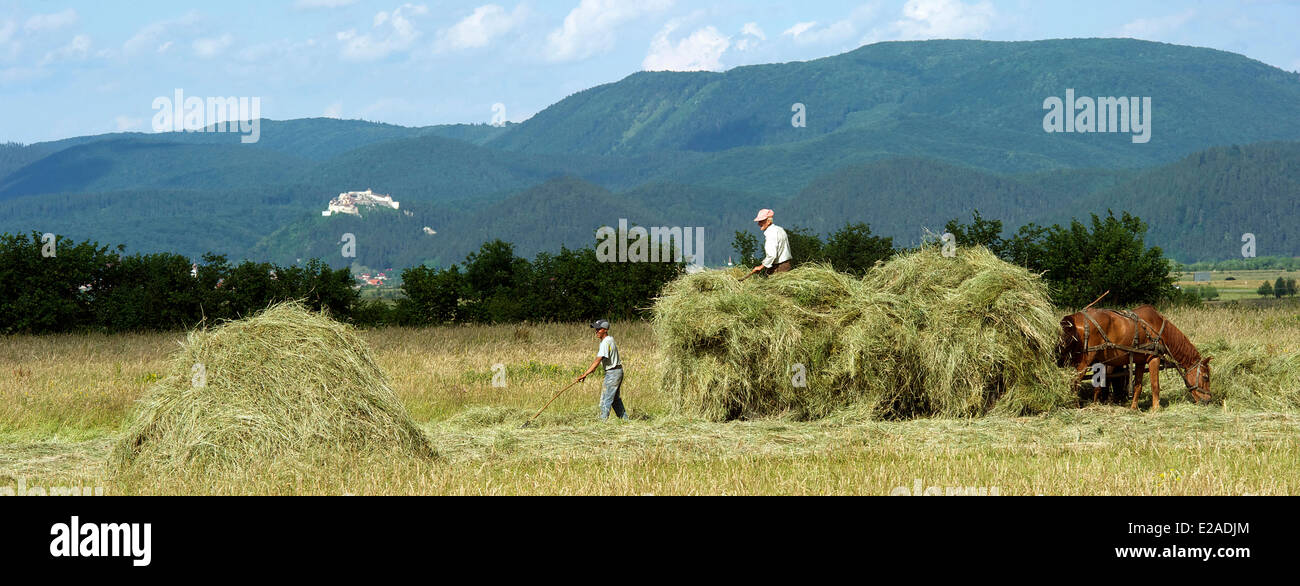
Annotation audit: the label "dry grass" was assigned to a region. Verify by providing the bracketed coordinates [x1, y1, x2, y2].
[654, 249, 1073, 421]
[0, 301, 1298, 495]
[111, 303, 435, 479]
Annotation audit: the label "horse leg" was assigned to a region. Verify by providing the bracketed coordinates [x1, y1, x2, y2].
[1132, 365, 1145, 410]
[1071, 356, 1090, 406]
[1148, 356, 1162, 410]
[1128, 356, 1141, 410]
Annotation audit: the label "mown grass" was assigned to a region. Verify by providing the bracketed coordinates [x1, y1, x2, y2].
[1, 305, 1298, 495]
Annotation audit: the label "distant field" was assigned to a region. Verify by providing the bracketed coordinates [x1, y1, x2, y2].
[1174, 269, 1300, 302]
[2, 304, 1298, 495]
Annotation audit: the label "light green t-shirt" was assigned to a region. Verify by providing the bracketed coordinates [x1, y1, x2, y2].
[598, 335, 620, 369]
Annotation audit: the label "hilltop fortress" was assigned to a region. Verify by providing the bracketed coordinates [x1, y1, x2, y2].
[322, 189, 400, 216]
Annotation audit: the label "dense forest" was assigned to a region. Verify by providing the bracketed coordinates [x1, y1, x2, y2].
[2, 38, 1299, 269]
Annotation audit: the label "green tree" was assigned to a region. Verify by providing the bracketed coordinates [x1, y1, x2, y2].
[0, 232, 119, 333]
[1287, 278, 1297, 297]
[1258, 281, 1274, 297]
[400, 264, 464, 324]
[784, 226, 823, 266]
[1030, 211, 1175, 308]
[943, 210, 1005, 257]
[731, 230, 760, 267]
[1275, 277, 1287, 299]
[821, 223, 894, 276]
[462, 240, 532, 322]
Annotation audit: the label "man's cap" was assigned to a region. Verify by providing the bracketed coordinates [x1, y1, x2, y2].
[753, 208, 774, 222]
[590, 319, 611, 330]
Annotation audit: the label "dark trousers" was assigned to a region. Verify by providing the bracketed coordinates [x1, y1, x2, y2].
[765, 261, 792, 275]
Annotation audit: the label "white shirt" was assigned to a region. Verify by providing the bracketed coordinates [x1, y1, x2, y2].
[598, 335, 621, 369]
[761, 224, 793, 268]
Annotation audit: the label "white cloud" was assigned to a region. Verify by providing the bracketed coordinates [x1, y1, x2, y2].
[25, 9, 78, 32]
[325, 102, 343, 118]
[782, 22, 817, 39]
[736, 22, 765, 51]
[39, 34, 91, 66]
[437, 4, 527, 52]
[124, 12, 200, 56]
[892, 0, 995, 39]
[157, 41, 173, 54]
[115, 115, 143, 131]
[296, 0, 359, 8]
[781, 4, 881, 46]
[337, 3, 429, 61]
[1120, 9, 1197, 39]
[545, 0, 674, 62]
[193, 33, 234, 57]
[643, 22, 730, 71]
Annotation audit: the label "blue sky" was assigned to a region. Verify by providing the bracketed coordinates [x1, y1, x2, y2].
[2, 0, 1298, 144]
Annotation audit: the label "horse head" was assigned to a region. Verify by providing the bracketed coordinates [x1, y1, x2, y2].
[1057, 314, 1082, 367]
[1185, 356, 1213, 404]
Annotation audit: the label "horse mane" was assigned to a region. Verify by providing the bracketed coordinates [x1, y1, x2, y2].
[1148, 308, 1202, 367]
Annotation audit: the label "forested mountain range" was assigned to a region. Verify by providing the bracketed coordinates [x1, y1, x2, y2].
[2, 38, 1299, 266]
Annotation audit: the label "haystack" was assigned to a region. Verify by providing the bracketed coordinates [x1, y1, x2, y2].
[112, 303, 434, 475]
[653, 246, 1072, 421]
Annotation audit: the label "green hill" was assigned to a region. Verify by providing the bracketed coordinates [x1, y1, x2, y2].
[2, 38, 1299, 265]
[488, 38, 1300, 172]
[1077, 142, 1300, 262]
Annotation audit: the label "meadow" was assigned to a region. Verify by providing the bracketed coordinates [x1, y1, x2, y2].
[1174, 269, 1300, 302]
[1, 303, 1298, 495]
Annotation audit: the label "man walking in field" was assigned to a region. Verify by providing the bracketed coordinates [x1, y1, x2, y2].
[576, 319, 628, 421]
[747, 208, 792, 278]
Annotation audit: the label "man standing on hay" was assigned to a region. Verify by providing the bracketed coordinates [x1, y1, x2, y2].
[577, 319, 628, 421]
[747, 208, 792, 277]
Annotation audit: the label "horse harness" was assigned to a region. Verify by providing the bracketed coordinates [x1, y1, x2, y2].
[1079, 309, 1207, 395]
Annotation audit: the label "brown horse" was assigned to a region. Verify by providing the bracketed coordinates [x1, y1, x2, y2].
[1059, 305, 1212, 410]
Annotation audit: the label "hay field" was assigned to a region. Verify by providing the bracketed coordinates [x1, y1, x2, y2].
[1174, 269, 1300, 301]
[2, 303, 1299, 495]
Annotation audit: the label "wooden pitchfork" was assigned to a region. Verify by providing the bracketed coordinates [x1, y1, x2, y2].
[520, 379, 582, 428]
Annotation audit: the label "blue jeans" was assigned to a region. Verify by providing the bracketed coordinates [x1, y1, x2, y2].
[599, 368, 628, 420]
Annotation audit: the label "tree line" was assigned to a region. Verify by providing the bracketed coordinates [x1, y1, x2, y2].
[0, 231, 355, 334]
[0, 231, 681, 333]
[1258, 279, 1299, 298]
[1, 209, 1193, 333]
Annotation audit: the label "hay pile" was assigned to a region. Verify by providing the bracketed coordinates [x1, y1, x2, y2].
[653, 246, 1072, 421]
[112, 303, 434, 476]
